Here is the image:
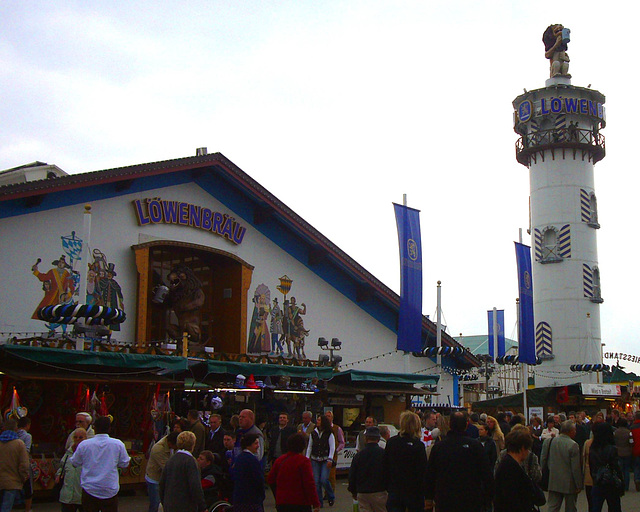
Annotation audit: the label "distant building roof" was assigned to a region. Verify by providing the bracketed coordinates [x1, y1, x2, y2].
[454, 335, 517, 356]
[0, 161, 68, 187]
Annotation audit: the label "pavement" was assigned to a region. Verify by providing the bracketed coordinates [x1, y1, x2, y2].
[28, 477, 640, 511]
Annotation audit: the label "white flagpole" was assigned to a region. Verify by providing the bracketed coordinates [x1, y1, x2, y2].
[77, 204, 92, 351]
[403, 194, 410, 375]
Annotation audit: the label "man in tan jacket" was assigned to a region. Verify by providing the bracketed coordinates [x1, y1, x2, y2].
[0, 419, 30, 511]
[540, 420, 583, 512]
[145, 431, 179, 512]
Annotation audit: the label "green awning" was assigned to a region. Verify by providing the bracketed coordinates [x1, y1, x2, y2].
[332, 369, 439, 385]
[471, 386, 575, 409]
[196, 360, 335, 380]
[0, 344, 188, 373]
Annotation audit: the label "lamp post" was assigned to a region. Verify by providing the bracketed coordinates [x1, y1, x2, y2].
[478, 354, 496, 399]
[318, 337, 343, 367]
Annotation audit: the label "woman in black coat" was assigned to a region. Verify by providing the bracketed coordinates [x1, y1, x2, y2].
[383, 411, 428, 512]
[159, 431, 207, 512]
[589, 422, 623, 512]
[494, 429, 545, 512]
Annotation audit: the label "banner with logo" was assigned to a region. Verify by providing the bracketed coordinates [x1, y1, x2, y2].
[394, 203, 423, 352]
[487, 309, 505, 359]
[515, 242, 536, 364]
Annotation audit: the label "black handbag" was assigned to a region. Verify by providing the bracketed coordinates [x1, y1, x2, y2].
[532, 481, 547, 506]
[52, 455, 68, 500]
[540, 438, 554, 491]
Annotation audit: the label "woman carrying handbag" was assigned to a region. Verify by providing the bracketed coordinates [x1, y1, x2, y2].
[55, 428, 87, 512]
[589, 422, 624, 512]
[494, 429, 546, 512]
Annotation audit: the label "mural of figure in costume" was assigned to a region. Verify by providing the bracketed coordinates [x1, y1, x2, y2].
[283, 296, 309, 359]
[38, 280, 73, 335]
[96, 263, 124, 331]
[31, 255, 76, 320]
[269, 297, 284, 355]
[85, 265, 102, 306]
[247, 284, 271, 354]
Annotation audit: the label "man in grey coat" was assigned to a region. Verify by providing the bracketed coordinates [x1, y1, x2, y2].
[540, 420, 583, 512]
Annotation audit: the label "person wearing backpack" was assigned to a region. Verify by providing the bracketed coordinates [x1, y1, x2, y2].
[589, 422, 624, 512]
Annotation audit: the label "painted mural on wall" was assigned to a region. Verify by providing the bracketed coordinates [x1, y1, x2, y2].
[152, 265, 205, 342]
[30, 232, 125, 334]
[88, 249, 125, 331]
[248, 276, 310, 358]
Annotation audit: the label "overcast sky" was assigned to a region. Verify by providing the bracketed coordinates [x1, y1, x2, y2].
[2, 1, 639, 371]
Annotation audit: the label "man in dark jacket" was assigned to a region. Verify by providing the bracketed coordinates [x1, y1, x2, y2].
[425, 411, 494, 512]
[268, 412, 296, 463]
[205, 413, 226, 464]
[349, 426, 387, 512]
[187, 410, 207, 458]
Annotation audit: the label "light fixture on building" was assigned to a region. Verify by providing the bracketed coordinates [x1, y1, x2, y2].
[273, 389, 315, 395]
[318, 337, 343, 367]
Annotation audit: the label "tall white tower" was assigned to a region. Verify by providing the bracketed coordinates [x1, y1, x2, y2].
[512, 25, 606, 387]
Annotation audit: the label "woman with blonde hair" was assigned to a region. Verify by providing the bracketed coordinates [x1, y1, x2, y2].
[159, 431, 207, 512]
[383, 411, 427, 512]
[55, 428, 87, 512]
[486, 415, 505, 452]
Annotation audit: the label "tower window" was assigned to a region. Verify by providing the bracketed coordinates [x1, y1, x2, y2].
[588, 193, 600, 228]
[591, 266, 603, 303]
[540, 227, 562, 263]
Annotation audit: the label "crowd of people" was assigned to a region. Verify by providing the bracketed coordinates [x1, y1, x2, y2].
[2, 406, 640, 512]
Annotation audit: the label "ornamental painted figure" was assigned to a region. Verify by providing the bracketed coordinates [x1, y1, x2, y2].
[543, 24, 570, 78]
[31, 255, 76, 320]
[163, 265, 205, 342]
[282, 296, 309, 359]
[95, 263, 124, 331]
[269, 297, 285, 355]
[247, 284, 271, 354]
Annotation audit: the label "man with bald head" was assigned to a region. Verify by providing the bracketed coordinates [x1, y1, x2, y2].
[235, 409, 264, 461]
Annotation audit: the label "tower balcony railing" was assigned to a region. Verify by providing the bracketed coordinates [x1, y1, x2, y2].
[515, 127, 605, 166]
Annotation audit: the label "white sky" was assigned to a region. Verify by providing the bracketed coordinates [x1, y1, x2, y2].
[1, 1, 639, 371]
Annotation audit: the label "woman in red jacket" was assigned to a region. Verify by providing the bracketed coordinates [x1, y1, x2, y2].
[267, 433, 320, 512]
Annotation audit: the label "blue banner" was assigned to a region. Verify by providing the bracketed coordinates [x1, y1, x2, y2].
[515, 242, 537, 364]
[394, 203, 423, 352]
[487, 309, 505, 359]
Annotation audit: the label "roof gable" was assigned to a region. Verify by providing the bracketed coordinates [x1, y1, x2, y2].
[0, 152, 478, 368]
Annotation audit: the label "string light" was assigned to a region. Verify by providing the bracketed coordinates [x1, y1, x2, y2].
[340, 350, 400, 368]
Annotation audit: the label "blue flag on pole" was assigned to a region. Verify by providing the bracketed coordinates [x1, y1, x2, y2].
[487, 309, 505, 358]
[394, 203, 423, 352]
[515, 242, 537, 364]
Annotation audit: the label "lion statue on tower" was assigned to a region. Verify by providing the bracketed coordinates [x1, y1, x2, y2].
[543, 24, 570, 78]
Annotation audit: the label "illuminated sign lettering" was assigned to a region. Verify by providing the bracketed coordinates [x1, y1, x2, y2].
[517, 97, 606, 122]
[133, 198, 246, 245]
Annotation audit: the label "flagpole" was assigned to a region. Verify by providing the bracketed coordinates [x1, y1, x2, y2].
[492, 307, 498, 365]
[437, 281, 442, 372]
[403, 193, 410, 375]
[77, 204, 92, 351]
[519, 228, 528, 420]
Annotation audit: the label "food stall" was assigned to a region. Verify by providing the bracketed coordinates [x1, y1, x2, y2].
[0, 343, 188, 493]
